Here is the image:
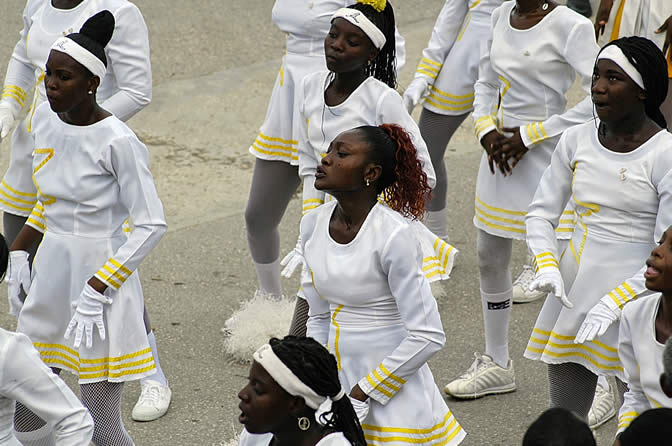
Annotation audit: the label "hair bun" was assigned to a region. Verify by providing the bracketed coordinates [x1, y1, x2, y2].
[79, 10, 115, 48]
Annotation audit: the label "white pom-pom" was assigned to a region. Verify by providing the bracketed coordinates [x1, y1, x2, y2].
[222, 291, 296, 363]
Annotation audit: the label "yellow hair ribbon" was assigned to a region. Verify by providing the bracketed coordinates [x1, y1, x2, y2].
[357, 0, 386, 12]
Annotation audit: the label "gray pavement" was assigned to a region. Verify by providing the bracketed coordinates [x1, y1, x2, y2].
[0, 1, 619, 445]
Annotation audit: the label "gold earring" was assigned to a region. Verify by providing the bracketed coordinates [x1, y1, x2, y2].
[365, 178, 370, 187]
[298, 417, 310, 431]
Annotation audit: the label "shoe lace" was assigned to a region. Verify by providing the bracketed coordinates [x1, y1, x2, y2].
[461, 352, 488, 379]
[139, 384, 162, 405]
[513, 265, 535, 288]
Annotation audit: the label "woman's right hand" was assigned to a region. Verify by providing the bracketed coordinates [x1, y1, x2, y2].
[594, 0, 614, 39]
[480, 130, 507, 175]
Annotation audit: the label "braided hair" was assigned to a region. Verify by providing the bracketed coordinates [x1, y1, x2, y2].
[66, 10, 115, 75]
[601, 37, 668, 128]
[357, 124, 430, 220]
[347, 1, 397, 88]
[269, 336, 366, 446]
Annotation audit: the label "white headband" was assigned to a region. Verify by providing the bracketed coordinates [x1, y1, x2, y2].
[253, 344, 345, 410]
[332, 8, 386, 50]
[598, 45, 645, 90]
[51, 36, 107, 80]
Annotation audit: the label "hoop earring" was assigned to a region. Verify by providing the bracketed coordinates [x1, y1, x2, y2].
[298, 416, 310, 431]
[365, 178, 370, 187]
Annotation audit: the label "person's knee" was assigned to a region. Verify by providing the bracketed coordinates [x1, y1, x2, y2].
[245, 199, 272, 238]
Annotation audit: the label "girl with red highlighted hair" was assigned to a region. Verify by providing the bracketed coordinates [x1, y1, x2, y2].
[296, 124, 466, 445]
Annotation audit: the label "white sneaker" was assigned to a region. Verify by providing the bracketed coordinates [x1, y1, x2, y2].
[132, 380, 172, 422]
[444, 352, 516, 399]
[588, 382, 616, 429]
[513, 265, 546, 304]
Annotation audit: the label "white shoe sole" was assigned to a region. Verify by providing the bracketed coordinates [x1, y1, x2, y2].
[444, 382, 516, 400]
[589, 406, 616, 429]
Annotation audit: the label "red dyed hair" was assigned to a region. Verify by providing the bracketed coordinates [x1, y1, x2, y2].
[375, 124, 431, 220]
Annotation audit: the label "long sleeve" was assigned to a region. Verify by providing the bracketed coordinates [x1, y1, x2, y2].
[99, 4, 152, 121]
[412, 0, 469, 85]
[303, 265, 331, 346]
[616, 313, 651, 432]
[300, 212, 331, 345]
[25, 201, 45, 233]
[297, 76, 327, 215]
[519, 20, 599, 147]
[471, 7, 502, 142]
[0, 331, 93, 444]
[358, 225, 446, 405]
[525, 133, 574, 271]
[1, 1, 40, 115]
[377, 91, 436, 188]
[394, 27, 406, 75]
[93, 136, 166, 290]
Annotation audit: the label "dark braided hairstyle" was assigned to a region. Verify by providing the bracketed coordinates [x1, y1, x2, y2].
[65, 10, 115, 76]
[346, 1, 397, 88]
[357, 124, 431, 220]
[599, 36, 668, 128]
[269, 336, 366, 446]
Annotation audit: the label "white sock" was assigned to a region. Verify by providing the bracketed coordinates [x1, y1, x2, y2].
[424, 208, 450, 241]
[597, 375, 609, 391]
[142, 331, 168, 387]
[254, 258, 283, 296]
[13, 424, 55, 446]
[481, 288, 512, 368]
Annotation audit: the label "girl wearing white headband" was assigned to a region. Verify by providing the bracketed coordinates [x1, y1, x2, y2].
[523, 36, 671, 422]
[594, 0, 672, 128]
[9, 10, 167, 446]
[238, 336, 365, 446]
[444, 0, 600, 403]
[0, 0, 172, 422]
[277, 0, 447, 339]
[241, 0, 407, 311]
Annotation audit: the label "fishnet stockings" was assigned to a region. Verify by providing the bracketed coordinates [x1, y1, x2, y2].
[80, 381, 134, 446]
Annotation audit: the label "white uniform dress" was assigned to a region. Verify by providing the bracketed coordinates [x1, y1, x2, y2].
[238, 429, 351, 445]
[616, 294, 672, 432]
[297, 72, 456, 280]
[0, 0, 151, 216]
[0, 328, 93, 446]
[472, 3, 599, 240]
[523, 122, 672, 379]
[413, 0, 503, 115]
[249, 0, 406, 164]
[16, 103, 167, 384]
[300, 201, 466, 446]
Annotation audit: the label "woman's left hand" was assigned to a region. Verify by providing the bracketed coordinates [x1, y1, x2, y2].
[497, 127, 529, 173]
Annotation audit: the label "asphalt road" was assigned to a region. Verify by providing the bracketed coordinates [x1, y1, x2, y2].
[0, 1, 619, 445]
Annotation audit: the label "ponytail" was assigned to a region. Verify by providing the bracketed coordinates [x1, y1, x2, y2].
[358, 124, 430, 220]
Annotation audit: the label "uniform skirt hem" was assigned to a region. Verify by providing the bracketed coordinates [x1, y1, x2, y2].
[523, 349, 624, 380]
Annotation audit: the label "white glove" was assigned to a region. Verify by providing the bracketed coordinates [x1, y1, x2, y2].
[348, 396, 370, 424]
[402, 78, 430, 114]
[7, 251, 31, 316]
[280, 235, 304, 278]
[65, 283, 112, 349]
[575, 298, 620, 344]
[529, 268, 573, 308]
[0, 102, 17, 141]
